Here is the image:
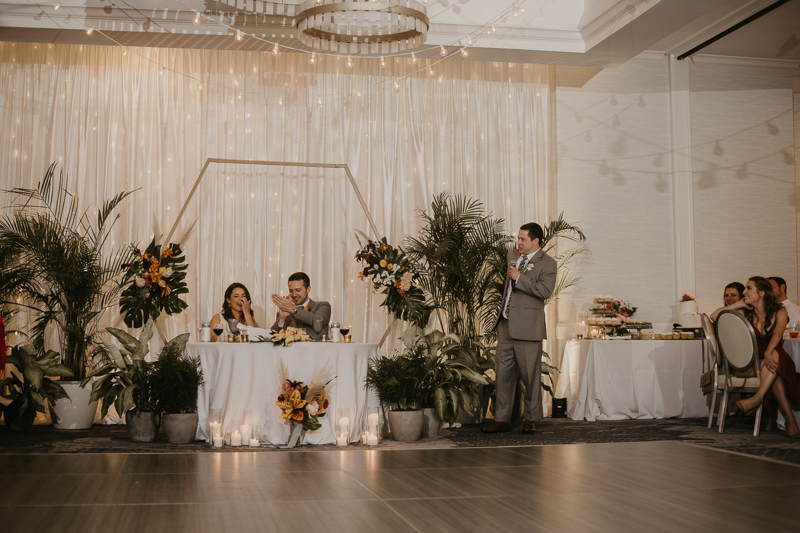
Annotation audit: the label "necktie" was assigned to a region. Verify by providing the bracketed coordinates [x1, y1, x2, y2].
[503, 255, 530, 319]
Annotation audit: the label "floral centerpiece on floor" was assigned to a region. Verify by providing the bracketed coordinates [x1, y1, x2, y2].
[271, 327, 311, 347]
[275, 361, 334, 432]
[354, 234, 431, 326]
[119, 240, 188, 328]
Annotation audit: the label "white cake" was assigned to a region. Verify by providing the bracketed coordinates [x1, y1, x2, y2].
[678, 300, 701, 328]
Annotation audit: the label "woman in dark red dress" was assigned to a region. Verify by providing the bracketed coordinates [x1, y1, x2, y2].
[721, 277, 800, 438]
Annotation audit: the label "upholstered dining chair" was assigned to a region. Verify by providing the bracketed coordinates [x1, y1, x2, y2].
[700, 313, 725, 429]
[715, 310, 762, 436]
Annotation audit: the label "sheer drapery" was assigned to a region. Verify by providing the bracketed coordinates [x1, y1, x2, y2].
[0, 42, 554, 353]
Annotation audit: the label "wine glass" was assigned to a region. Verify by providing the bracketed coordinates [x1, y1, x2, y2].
[340, 324, 351, 336]
[212, 321, 225, 342]
[313, 318, 323, 336]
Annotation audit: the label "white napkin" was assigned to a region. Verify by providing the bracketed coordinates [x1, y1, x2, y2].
[239, 325, 272, 340]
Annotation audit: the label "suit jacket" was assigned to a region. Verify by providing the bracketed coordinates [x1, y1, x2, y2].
[494, 248, 557, 341]
[271, 299, 332, 341]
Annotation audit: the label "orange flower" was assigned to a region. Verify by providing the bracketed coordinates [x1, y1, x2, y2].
[358, 272, 365, 281]
[380, 244, 388, 252]
[150, 272, 161, 284]
[394, 279, 402, 288]
[161, 285, 171, 297]
[142, 253, 151, 260]
[379, 259, 387, 268]
[161, 248, 173, 258]
[150, 260, 160, 272]
[291, 411, 304, 421]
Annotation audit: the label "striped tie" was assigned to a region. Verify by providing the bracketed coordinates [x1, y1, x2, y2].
[503, 255, 530, 319]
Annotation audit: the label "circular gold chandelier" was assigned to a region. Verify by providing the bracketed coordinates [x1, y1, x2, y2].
[296, 0, 429, 55]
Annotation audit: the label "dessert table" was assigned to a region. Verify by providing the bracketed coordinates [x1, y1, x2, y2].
[186, 342, 379, 445]
[554, 339, 707, 421]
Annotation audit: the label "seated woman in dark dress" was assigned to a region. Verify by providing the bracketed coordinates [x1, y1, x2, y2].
[715, 276, 800, 438]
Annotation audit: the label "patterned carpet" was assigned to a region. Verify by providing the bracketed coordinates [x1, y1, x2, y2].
[2, 416, 799, 464]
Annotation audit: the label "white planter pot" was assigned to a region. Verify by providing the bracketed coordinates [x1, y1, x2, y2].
[51, 382, 97, 430]
[422, 407, 441, 438]
[388, 409, 423, 442]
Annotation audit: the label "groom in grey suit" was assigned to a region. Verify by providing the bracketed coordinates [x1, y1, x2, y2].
[483, 222, 557, 434]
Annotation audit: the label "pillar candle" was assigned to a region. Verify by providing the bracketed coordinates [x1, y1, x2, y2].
[231, 432, 242, 447]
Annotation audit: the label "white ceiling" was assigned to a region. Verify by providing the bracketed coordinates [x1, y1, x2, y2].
[0, 0, 797, 67]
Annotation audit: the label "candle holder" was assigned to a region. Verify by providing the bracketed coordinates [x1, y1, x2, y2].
[366, 406, 381, 446]
[337, 407, 351, 447]
[208, 408, 223, 447]
[240, 408, 255, 445]
[225, 418, 242, 447]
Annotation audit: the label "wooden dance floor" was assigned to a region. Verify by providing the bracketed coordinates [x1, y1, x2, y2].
[2, 441, 798, 532]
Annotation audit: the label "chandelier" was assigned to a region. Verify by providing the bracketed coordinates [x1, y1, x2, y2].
[296, 0, 429, 55]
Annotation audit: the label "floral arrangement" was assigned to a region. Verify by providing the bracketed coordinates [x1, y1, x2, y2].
[607, 299, 637, 319]
[271, 327, 311, 347]
[275, 361, 334, 431]
[119, 240, 188, 328]
[681, 294, 695, 302]
[354, 235, 430, 325]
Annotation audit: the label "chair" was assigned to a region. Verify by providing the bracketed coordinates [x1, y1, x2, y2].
[715, 310, 762, 436]
[700, 313, 725, 428]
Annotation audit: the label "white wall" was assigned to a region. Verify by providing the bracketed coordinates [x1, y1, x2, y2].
[556, 55, 799, 338]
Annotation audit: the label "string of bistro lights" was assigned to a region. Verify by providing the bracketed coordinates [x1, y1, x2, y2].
[43, 0, 548, 111]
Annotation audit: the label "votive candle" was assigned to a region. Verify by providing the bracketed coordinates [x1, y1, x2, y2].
[231, 431, 242, 447]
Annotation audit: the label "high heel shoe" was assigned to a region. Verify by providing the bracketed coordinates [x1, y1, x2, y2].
[735, 399, 760, 416]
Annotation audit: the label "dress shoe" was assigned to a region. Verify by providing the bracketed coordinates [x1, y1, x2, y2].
[521, 419, 536, 434]
[481, 422, 512, 433]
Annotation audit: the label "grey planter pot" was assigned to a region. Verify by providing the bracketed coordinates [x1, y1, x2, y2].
[163, 413, 199, 444]
[388, 409, 423, 442]
[421, 407, 441, 438]
[126, 410, 159, 443]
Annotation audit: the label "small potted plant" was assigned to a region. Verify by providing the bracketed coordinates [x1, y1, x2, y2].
[366, 349, 427, 442]
[150, 336, 202, 444]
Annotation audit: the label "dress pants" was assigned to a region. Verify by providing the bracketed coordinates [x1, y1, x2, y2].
[494, 318, 543, 422]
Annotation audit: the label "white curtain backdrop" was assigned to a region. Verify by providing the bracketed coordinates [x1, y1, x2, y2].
[0, 42, 554, 354]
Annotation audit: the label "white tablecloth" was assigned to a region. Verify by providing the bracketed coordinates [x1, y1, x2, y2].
[186, 342, 379, 445]
[778, 338, 800, 429]
[554, 339, 707, 421]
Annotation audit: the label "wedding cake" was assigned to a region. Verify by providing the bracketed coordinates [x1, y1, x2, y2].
[678, 296, 701, 328]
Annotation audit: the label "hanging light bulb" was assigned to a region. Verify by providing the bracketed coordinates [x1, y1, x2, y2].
[519, 7, 525, 13]
[380, 55, 386, 68]
[238, 92, 243, 100]
[198, 82, 203, 90]
[317, 97, 322, 105]
[309, 52, 316, 64]
[86, 27, 93, 36]
[193, 12, 200, 25]
[54, 3, 60, 11]
[346, 55, 353, 68]
[394, 80, 399, 88]
[461, 48, 469, 57]
[440, 45, 447, 56]
[411, 52, 417, 63]
[356, 90, 361, 97]
[235, 30, 243, 42]
[491, 25, 496, 33]
[513, 8, 518, 17]
[272, 44, 279, 55]
[159, 66, 165, 76]
[122, 47, 128, 56]
[278, 97, 283, 105]
[428, 67, 434, 76]
[467, 37, 473, 45]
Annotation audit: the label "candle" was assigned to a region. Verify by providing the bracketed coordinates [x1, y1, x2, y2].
[336, 435, 347, 447]
[240, 424, 252, 443]
[362, 432, 368, 445]
[367, 413, 379, 426]
[367, 433, 378, 446]
[231, 431, 242, 447]
[249, 438, 259, 447]
[213, 436, 223, 448]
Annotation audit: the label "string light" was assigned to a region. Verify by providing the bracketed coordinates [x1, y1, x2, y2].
[428, 67, 434, 76]
[272, 44, 279, 55]
[440, 45, 447, 56]
[86, 27, 93, 36]
[309, 52, 316, 64]
[461, 48, 469, 57]
[356, 90, 361, 97]
[193, 12, 200, 24]
[491, 24, 496, 33]
[468, 37, 473, 45]
[235, 30, 243, 42]
[346, 55, 353, 68]
[159, 66, 165, 75]
[380, 55, 386, 68]
[317, 97, 322, 105]
[394, 81, 399, 88]
[238, 92, 243, 99]
[122, 47, 128, 56]
[54, 3, 60, 11]
[198, 82, 203, 90]
[278, 97, 283, 105]
[411, 52, 417, 63]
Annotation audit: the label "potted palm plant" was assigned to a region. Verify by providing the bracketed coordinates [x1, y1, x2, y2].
[366, 348, 428, 442]
[150, 334, 202, 444]
[0, 162, 133, 429]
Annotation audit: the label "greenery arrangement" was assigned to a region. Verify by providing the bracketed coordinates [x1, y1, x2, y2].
[81, 319, 186, 419]
[1, 345, 73, 429]
[0, 162, 134, 380]
[355, 236, 431, 327]
[149, 338, 203, 415]
[119, 240, 189, 329]
[366, 350, 427, 412]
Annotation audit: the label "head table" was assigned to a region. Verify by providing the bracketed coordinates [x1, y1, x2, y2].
[554, 339, 708, 421]
[186, 342, 380, 445]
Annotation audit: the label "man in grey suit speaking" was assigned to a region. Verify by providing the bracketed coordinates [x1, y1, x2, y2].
[271, 272, 331, 341]
[483, 223, 557, 434]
